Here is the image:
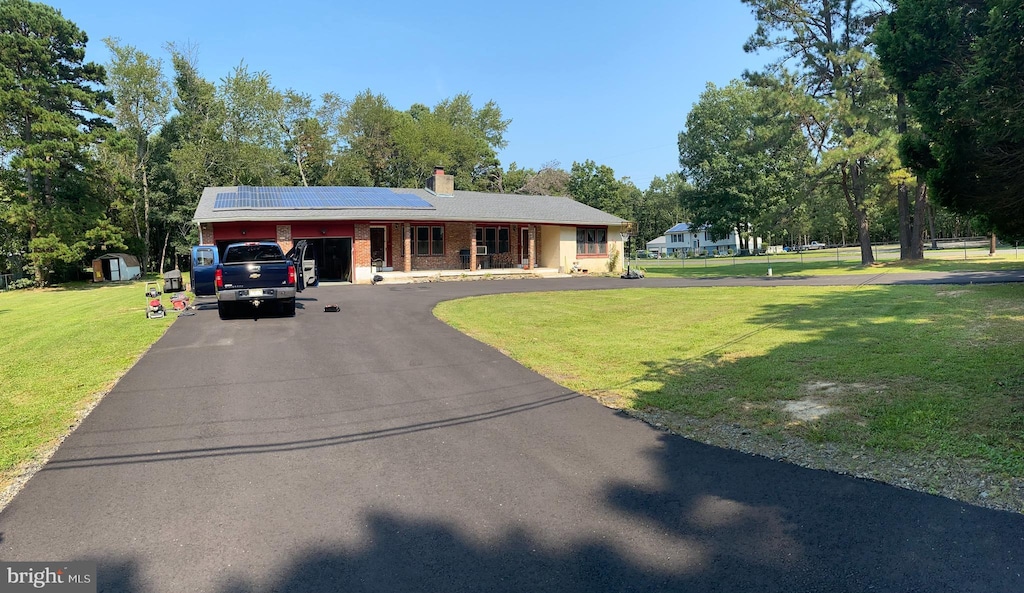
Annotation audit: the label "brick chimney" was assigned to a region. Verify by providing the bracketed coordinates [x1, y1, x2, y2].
[426, 166, 454, 197]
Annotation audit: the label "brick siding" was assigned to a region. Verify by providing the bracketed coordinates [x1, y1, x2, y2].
[353, 224, 371, 268]
[380, 222, 541, 271]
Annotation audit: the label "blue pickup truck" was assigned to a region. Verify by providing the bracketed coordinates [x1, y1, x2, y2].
[191, 241, 317, 318]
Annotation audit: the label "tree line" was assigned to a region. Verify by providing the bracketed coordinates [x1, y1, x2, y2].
[0, 0, 682, 282]
[677, 0, 1024, 264]
[2, 0, 1020, 281]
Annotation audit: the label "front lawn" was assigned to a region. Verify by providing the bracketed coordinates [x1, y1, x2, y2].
[0, 281, 175, 491]
[435, 285, 1024, 480]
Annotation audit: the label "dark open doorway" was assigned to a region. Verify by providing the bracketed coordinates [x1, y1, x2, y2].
[520, 227, 529, 266]
[308, 238, 352, 282]
[370, 227, 388, 268]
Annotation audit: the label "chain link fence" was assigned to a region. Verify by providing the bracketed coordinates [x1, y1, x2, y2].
[637, 240, 1022, 272]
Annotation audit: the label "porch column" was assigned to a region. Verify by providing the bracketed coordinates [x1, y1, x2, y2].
[403, 223, 411, 273]
[526, 225, 535, 270]
[470, 224, 477, 270]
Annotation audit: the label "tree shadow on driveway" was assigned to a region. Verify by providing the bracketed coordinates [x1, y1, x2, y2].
[82, 430, 1024, 592]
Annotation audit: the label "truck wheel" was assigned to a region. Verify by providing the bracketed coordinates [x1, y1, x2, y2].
[281, 298, 296, 316]
[218, 301, 231, 319]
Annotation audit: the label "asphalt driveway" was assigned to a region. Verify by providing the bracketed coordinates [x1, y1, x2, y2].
[1, 273, 1022, 592]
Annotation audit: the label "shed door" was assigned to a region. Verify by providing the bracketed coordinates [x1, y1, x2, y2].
[92, 260, 103, 282]
[110, 260, 121, 281]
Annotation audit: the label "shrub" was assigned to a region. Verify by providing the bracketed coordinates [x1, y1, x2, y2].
[13, 278, 38, 290]
[607, 245, 620, 272]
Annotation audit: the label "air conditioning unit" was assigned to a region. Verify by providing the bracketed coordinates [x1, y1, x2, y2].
[476, 245, 488, 256]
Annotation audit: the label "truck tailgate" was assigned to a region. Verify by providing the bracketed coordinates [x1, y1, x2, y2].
[219, 262, 292, 291]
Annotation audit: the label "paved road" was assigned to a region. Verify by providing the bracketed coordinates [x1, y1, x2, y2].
[2, 272, 1022, 592]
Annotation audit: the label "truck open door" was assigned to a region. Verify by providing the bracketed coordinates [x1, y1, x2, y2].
[286, 240, 317, 291]
[191, 246, 219, 296]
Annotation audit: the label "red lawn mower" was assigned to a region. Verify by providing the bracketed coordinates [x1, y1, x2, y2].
[145, 282, 165, 319]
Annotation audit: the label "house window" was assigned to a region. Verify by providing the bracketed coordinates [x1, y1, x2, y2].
[475, 226, 510, 254]
[412, 225, 444, 256]
[576, 227, 607, 256]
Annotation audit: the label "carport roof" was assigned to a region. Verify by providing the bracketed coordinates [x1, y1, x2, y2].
[193, 186, 626, 226]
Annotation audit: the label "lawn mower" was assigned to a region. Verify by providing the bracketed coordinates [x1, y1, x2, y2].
[145, 282, 166, 319]
[169, 291, 193, 315]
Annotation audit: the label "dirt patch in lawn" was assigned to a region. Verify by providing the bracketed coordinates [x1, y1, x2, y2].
[782, 398, 837, 422]
[777, 381, 879, 423]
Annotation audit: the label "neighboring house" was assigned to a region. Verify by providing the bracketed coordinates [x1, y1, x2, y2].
[646, 235, 668, 255]
[92, 253, 141, 282]
[192, 167, 628, 284]
[662, 223, 761, 256]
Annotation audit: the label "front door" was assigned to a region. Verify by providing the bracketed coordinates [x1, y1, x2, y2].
[370, 227, 387, 268]
[520, 227, 530, 266]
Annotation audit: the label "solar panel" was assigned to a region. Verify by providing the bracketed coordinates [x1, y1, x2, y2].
[213, 186, 434, 210]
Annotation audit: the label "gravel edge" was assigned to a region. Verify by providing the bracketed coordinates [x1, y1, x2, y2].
[625, 406, 1024, 514]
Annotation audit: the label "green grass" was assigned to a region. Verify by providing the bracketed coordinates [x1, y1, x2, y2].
[435, 284, 1024, 475]
[0, 279, 176, 486]
[637, 248, 1024, 278]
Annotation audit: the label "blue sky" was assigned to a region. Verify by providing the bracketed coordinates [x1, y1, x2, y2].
[49, 0, 773, 189]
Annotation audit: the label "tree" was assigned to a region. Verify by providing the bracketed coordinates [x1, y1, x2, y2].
[103, 38, 170, 272]
[678, 80, 811, 249]
[150, 45, 228, 271]
[162, 46, 226, 202]
[568, 160, 633, 219]
[337, 90, 402, 187]
[742, 0, 894, 263]
[500, 162, 533, 194]
[637, 174, 690, 245]
[333, 91, 512, 190]
[0, 0, 113, 281]
[518, 161, 570, 196]
[280, 91, 343, 187]
[219, 62, 288, 185]
[877, 0, 1024, 239]
[389, 94, 511, 190]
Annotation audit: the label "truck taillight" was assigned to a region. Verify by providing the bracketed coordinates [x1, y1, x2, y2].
[287, 264, 296, 285]
[215, 269, 223, 290]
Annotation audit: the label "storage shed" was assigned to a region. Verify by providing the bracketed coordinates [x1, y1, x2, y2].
[92, 253, 142, 282]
